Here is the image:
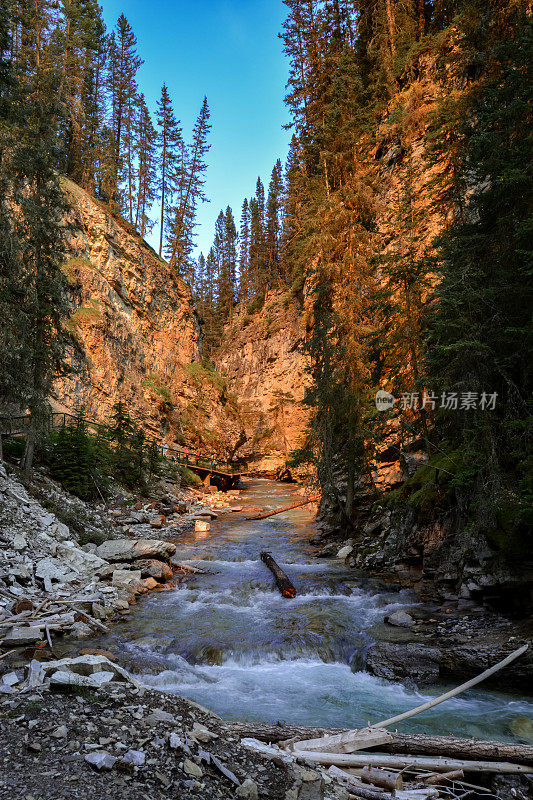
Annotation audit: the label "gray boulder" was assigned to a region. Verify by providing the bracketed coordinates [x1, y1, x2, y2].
[96, 539, 176, 562]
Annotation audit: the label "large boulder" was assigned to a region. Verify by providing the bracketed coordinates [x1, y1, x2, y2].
[385, 610, 415, 628]
[96, 539, 176, 563]
[366, 642, 442, 686]
[41, 654, 142, 688]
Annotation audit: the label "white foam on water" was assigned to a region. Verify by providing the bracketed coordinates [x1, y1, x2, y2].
[138, 655, 533, 737]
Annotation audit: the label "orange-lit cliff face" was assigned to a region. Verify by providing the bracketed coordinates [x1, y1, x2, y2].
[215, 291, 312, 473]
[53, 181, 311, 468]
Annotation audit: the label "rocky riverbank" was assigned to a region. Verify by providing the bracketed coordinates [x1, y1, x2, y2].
[0, 671, 334, 800]
[315, 537, 533, 697]
[0, 459, 247, 657]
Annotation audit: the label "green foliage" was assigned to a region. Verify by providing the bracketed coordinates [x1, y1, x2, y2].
[48, 409, 110, 500]
[69, 299, 103, 326]
[425, 9, 533, 534]
[246, 295, 265, 315]
[177, 465, 201, 486]
[183, 361, 225, 393]
[141, 373, 173, 410]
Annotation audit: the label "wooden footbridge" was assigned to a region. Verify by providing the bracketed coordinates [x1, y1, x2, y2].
[0, 411, 248, 488]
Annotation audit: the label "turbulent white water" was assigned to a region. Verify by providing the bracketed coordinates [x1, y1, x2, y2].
[95, 479, 533, 740]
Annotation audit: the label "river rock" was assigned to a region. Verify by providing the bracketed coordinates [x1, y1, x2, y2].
[96, 539, 176, 562]
[366, 642, 442, 685]
[70, 621, 93, 639]
[112, 569, 142, 590]
[183, 758, 203, 778]
[50, 669, 115, 689]
[35, 557, 77, 585]
[121, 749, 145, 766]
[136, 559, 173, 582]
[439, 641, 533, 691]
[236, 778, 259, 799]
[41, 654, 141, 687]
[336, 545, 353, 560]
[47, 521, 70, 541]
[385, 610, 415, 628]
[2, 627, 43, 647]
[55, 541, 107, 573]
[12, 533, 27, 551]
[509, 716, 533, 744]
[191, 721, 218, 742]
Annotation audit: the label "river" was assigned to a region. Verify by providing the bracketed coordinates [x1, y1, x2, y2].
[93, 478, 533, 741]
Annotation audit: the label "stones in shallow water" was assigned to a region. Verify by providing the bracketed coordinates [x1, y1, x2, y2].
[509, 716, 533, 744]
[136, 559, 173, 582]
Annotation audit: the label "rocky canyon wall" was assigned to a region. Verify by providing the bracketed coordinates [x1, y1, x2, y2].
[215, 291, 311, 472]
[54, 179, 243, 451]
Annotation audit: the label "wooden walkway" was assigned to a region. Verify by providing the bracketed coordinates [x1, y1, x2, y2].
[0, 411, 248, 480]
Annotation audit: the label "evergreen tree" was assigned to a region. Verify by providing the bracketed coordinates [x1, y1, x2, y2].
[248, 177, 266, 296]
[426, 9, 533, 533]
[6, 0, 70, 474]
[79, 13, 108, 193]
[266, 159, 284, 285]
[166, 96, 211, 275]
[107, 14, 143, 205]
[215, 206, 237, 320]
[134, 93, 157, 237]
[155, 83, 183, 256]
[238, 197, 250, 300]
[0, 4, 32, 460]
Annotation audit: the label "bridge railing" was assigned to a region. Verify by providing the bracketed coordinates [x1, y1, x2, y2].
[0, 412, 247, 476]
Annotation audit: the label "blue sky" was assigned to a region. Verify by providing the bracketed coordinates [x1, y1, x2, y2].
[100, 0, 291, 258]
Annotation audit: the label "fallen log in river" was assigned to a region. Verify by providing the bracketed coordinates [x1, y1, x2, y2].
[247, 496, 319, 520]
[228, 722, 533, 766]
[260, 552, 296, 598]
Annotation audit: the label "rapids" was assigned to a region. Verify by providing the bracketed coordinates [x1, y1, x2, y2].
[93, 479, 533, 741]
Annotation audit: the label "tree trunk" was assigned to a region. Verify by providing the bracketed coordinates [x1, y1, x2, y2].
[226, 722, 533, 767]
[417, 0, 425, 40]
[384, 0, 396, 58]
[260, 552, 296, 598]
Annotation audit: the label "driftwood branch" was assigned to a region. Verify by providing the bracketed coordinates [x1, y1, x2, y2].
[247, 496, 319, 520]
[373, 645, 528, 729]
[292, 750, 533, 775]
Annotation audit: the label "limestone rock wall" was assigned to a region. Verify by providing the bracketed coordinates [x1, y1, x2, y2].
[216, 291, 311, 472]
[54, 179, 241, 450]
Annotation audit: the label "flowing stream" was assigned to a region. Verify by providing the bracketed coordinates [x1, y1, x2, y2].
[95, 479, 533, 741]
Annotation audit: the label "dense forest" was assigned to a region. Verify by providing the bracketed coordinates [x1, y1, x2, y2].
[268, 0, 532, 552]
[195, 0, 531, 556]
[0, 0, 531, 552]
